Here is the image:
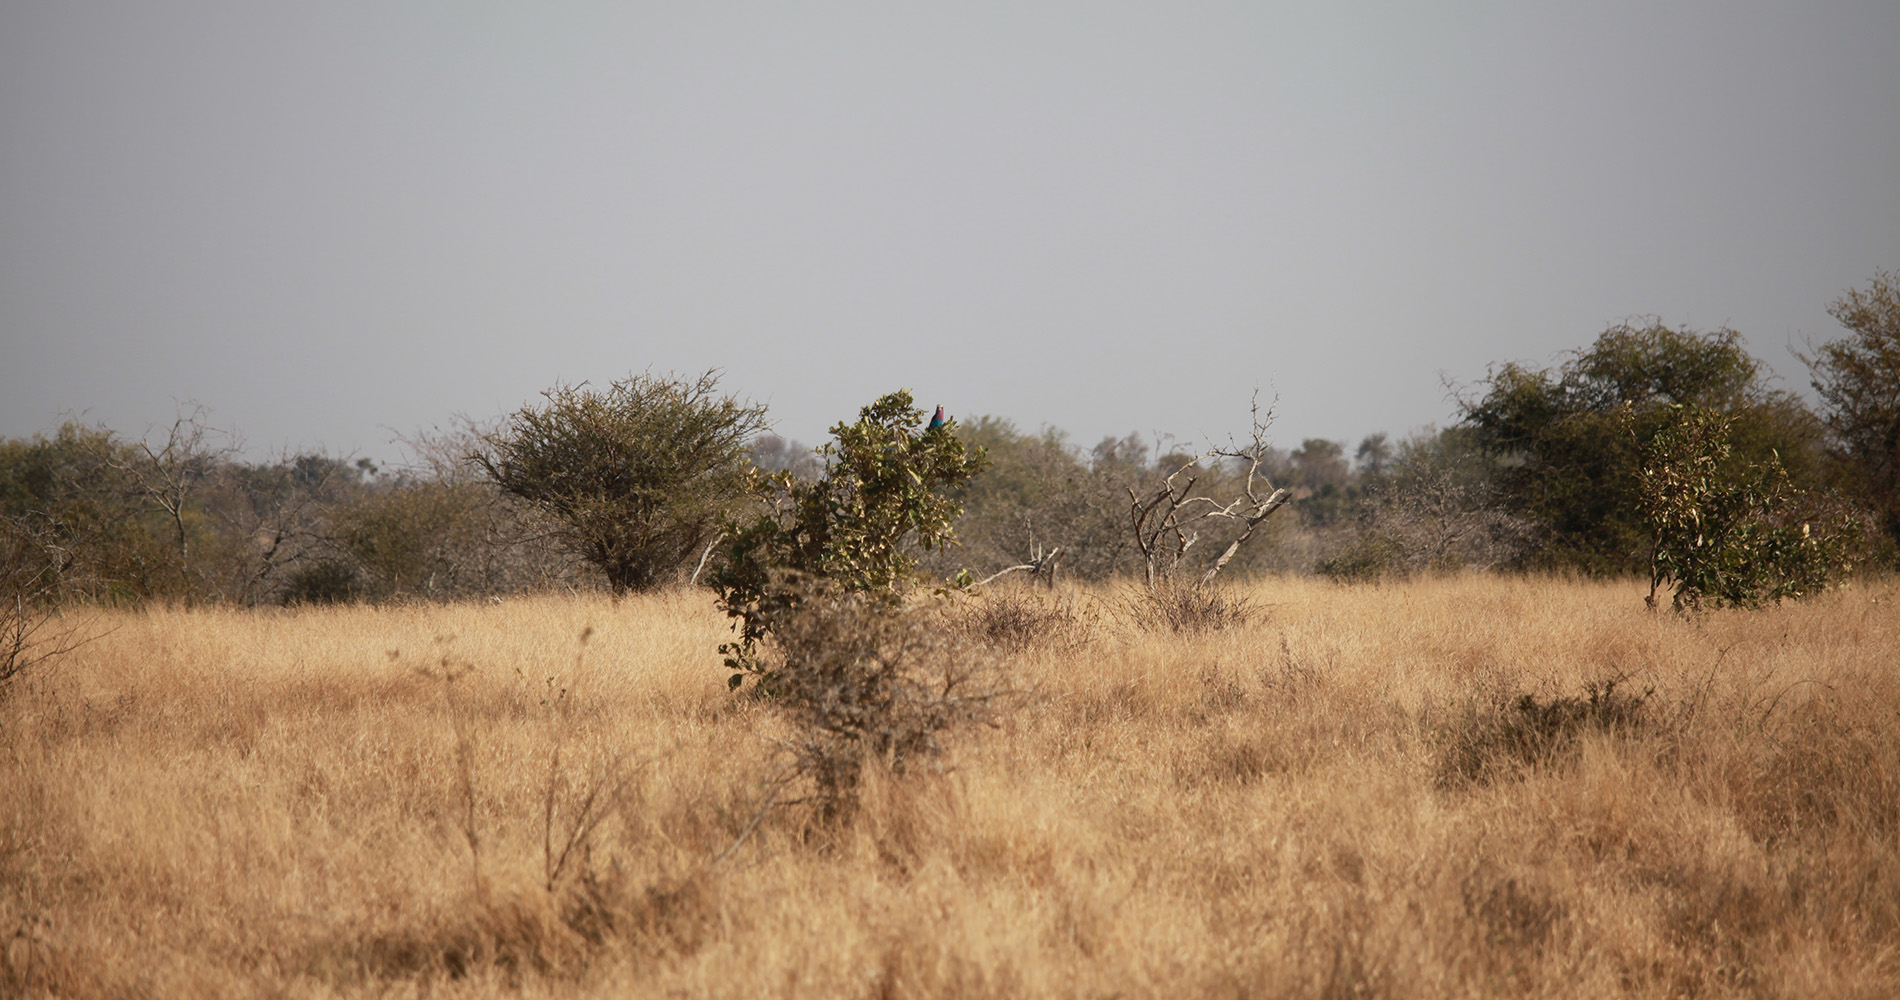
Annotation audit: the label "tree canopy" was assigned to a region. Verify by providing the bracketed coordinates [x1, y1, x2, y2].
[1806, 270, 1900, 548]
[476, 370, 769, 594]
[1460, 322, 1825, 574]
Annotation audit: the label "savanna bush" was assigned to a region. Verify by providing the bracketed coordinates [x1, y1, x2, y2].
[1636, 404, 1863, 612]
[706, 391, 996, 817]
[1119, 577, 1261, 634]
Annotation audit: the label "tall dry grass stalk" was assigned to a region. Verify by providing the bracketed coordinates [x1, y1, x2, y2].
[2, 576, 1896, 998]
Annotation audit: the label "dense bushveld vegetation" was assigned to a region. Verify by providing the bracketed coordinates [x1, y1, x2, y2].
[4, 272, 1897, 613]
[3, 577, 1896, 998]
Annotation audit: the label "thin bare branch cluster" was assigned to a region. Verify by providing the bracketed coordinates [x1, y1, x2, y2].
[1126, 394, 1292, 591]
[1, 517, 92, 693]
[762, 578, 1005, 820]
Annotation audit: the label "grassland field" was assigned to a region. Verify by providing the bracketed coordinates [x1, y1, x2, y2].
[2, 575, 1897, 998]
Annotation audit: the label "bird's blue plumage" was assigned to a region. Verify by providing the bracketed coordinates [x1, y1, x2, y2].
[928, 405, 947, 430]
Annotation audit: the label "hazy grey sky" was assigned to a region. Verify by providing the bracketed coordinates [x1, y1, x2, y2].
[4, 2, 1896, 463]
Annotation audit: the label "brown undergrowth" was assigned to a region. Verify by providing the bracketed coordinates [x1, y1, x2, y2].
[2, 576, 1896, 998]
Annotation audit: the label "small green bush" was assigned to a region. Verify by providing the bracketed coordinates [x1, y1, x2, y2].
[1636, 404, 1863, 612]
[707, 390, 986, 686]
[705, 391, 993, 820]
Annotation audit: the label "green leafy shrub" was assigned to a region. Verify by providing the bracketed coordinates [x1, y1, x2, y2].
[705, 391, 993, 819]
[707, 390, 986, 686]
[1636, 405, 1863, 612]
[1461, 322, 1826, 574]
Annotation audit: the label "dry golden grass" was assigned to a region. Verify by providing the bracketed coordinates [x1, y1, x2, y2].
[3, 575, 1897, 998]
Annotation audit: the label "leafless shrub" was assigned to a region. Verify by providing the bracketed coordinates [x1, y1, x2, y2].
[1118, 577, 1261, 635]
[946, 585, 1099, 653]
[761, 580, 1006, 821]
[1125, 395, 1292, 591]
[1, 517, 91, 694]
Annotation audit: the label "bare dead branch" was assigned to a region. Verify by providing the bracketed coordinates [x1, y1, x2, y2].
[974, 543, 1062, 587]
[1125, 390, 1293, 591]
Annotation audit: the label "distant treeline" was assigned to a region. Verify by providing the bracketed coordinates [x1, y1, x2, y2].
[4, 271, 1896, 606]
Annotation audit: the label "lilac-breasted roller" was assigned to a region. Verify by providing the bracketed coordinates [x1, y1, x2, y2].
[928, 405, 947, 431]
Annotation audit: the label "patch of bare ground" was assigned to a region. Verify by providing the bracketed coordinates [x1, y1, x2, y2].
[2, 576, 1896, 997]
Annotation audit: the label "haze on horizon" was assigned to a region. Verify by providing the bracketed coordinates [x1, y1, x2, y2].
[3, 2, 1896, 464]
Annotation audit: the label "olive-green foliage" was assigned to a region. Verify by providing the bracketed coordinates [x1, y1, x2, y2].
[707, 390, 987, 687]
[0, 423, 176, 602]
[334, 480, 488, 598]
[1461, 322, 1825, 575]
[1805, 269, 1900, 551]
[937, 417, 1134, 582]
[1636, 405, 1863, 613]
[1287, 438, 1359, 528]
[0, 415, 591, 607]
[476, 371, 769, 595]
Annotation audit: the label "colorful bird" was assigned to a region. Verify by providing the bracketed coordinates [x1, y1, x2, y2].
[928, 405, 947, 431]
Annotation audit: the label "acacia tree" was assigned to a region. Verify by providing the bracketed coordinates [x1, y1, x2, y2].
[476, 371, 769, 595]
[1805, 270, 1900, 548]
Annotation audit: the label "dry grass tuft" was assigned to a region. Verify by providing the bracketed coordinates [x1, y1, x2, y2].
[945, 585, 1101, 653]
[2, 577, 1897, 997]
[1437, 675, 1656, 787]
[1117, 578, 1262, 634]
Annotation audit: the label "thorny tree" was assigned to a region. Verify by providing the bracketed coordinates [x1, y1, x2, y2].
[476, 371, 769, 595]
